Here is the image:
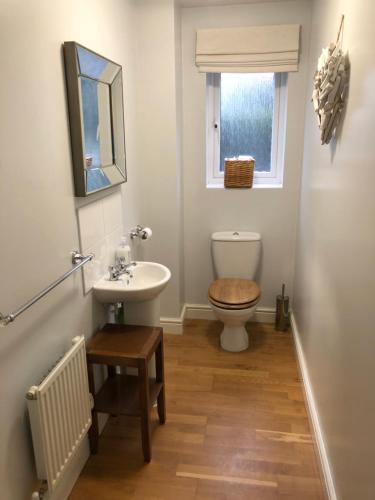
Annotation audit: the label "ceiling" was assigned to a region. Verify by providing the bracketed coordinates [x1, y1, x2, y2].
[175, 0, 304, 7]
[177, 0, 305, 7]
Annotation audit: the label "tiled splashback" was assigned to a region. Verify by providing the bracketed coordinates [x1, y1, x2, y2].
[77, 191, 124, 293]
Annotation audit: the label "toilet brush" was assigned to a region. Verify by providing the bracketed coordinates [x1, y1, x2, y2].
[275, 284, 290, 331]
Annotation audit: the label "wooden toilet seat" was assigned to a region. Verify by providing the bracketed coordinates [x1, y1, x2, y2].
[208, 278, 261, 310]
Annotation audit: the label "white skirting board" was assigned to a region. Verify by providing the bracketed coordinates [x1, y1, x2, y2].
[290, 313, 337, 500]
[43, 415, 108, 500]
[160, 304, 275, 334]
[44, 438, 89, 500]
[160, 304, 186, 335]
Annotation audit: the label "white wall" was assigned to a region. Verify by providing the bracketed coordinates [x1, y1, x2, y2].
[181, 1, 312, 309]
[293, 0, 375, 498]
[0, 1, 138, 498]
[132, 0, 184, 318]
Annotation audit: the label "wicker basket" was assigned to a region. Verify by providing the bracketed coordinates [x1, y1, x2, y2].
[224, 158, 255, 188]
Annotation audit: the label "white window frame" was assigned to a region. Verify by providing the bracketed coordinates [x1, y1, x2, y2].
[206, 72, 287, 188]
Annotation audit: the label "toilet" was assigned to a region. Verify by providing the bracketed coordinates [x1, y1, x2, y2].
[208, 231, 261, 352]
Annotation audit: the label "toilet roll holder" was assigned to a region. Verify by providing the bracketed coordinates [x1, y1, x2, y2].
[129, 225, 152, 240]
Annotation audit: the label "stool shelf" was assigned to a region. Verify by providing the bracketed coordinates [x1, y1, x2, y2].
[95, 374, 163, 417]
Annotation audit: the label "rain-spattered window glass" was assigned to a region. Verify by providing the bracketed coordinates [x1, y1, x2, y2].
[220, 73, 274, 172]
[206, 72, 287, 187]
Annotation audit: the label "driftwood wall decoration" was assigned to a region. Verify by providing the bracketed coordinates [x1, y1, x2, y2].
[312, 16, 349, 145]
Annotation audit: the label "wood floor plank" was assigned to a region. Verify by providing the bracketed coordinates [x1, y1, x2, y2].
[70, 320, 325, 499]
[167, 412, 208, 426]
[256, 429, 313, 445]
[176, 470, 277, 488]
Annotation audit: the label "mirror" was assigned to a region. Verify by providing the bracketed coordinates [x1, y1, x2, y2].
[63, 42, 127, 196]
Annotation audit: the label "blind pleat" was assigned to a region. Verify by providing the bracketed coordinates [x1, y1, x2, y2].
[196, 24, 300, 73]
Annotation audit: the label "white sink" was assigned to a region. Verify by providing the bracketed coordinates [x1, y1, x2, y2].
[93, 261, 171, 303]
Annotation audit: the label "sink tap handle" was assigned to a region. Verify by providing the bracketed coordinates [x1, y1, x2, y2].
[108, 265, 120, 281]
[116, 256, 126, 270]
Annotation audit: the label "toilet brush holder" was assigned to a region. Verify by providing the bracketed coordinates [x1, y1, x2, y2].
[275, 284, 290, 331]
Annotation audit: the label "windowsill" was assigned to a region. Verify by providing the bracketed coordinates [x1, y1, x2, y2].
[206, 183, 283, 190]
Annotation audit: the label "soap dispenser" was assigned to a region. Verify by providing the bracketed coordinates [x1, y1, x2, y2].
[116, 236, 131, 266]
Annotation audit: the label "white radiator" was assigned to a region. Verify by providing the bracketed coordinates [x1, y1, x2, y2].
[27, 336, 92, 497]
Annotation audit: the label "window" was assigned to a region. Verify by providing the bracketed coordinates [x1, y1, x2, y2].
[206, 72, 287, 187]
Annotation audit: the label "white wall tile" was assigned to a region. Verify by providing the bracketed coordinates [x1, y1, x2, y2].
[77, 201, 105, 251]
[77, 192, 125, 293]
[82, 239, 107, 294]
[102, 191, 123, 235]
[105, 226, 126, 269]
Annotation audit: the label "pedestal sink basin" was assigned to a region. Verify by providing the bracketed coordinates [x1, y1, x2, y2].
[93, 261, 171, 303]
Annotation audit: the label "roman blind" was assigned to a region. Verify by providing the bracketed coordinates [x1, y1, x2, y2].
[195, 24, 300, 73]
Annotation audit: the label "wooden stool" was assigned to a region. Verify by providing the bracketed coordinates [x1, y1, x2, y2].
[86, 323, 166, 462]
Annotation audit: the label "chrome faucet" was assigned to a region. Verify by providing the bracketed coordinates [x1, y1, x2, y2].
[108, 260, 137, 281]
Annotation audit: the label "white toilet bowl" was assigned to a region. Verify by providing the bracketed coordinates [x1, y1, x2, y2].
[208, 278, 261, 352]
[210, 301, 259, 352]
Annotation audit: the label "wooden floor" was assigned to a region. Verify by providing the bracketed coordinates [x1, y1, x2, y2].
[70, 320, 325, 500]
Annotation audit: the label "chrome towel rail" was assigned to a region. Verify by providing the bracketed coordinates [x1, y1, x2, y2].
[0, 251, 94, 327]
